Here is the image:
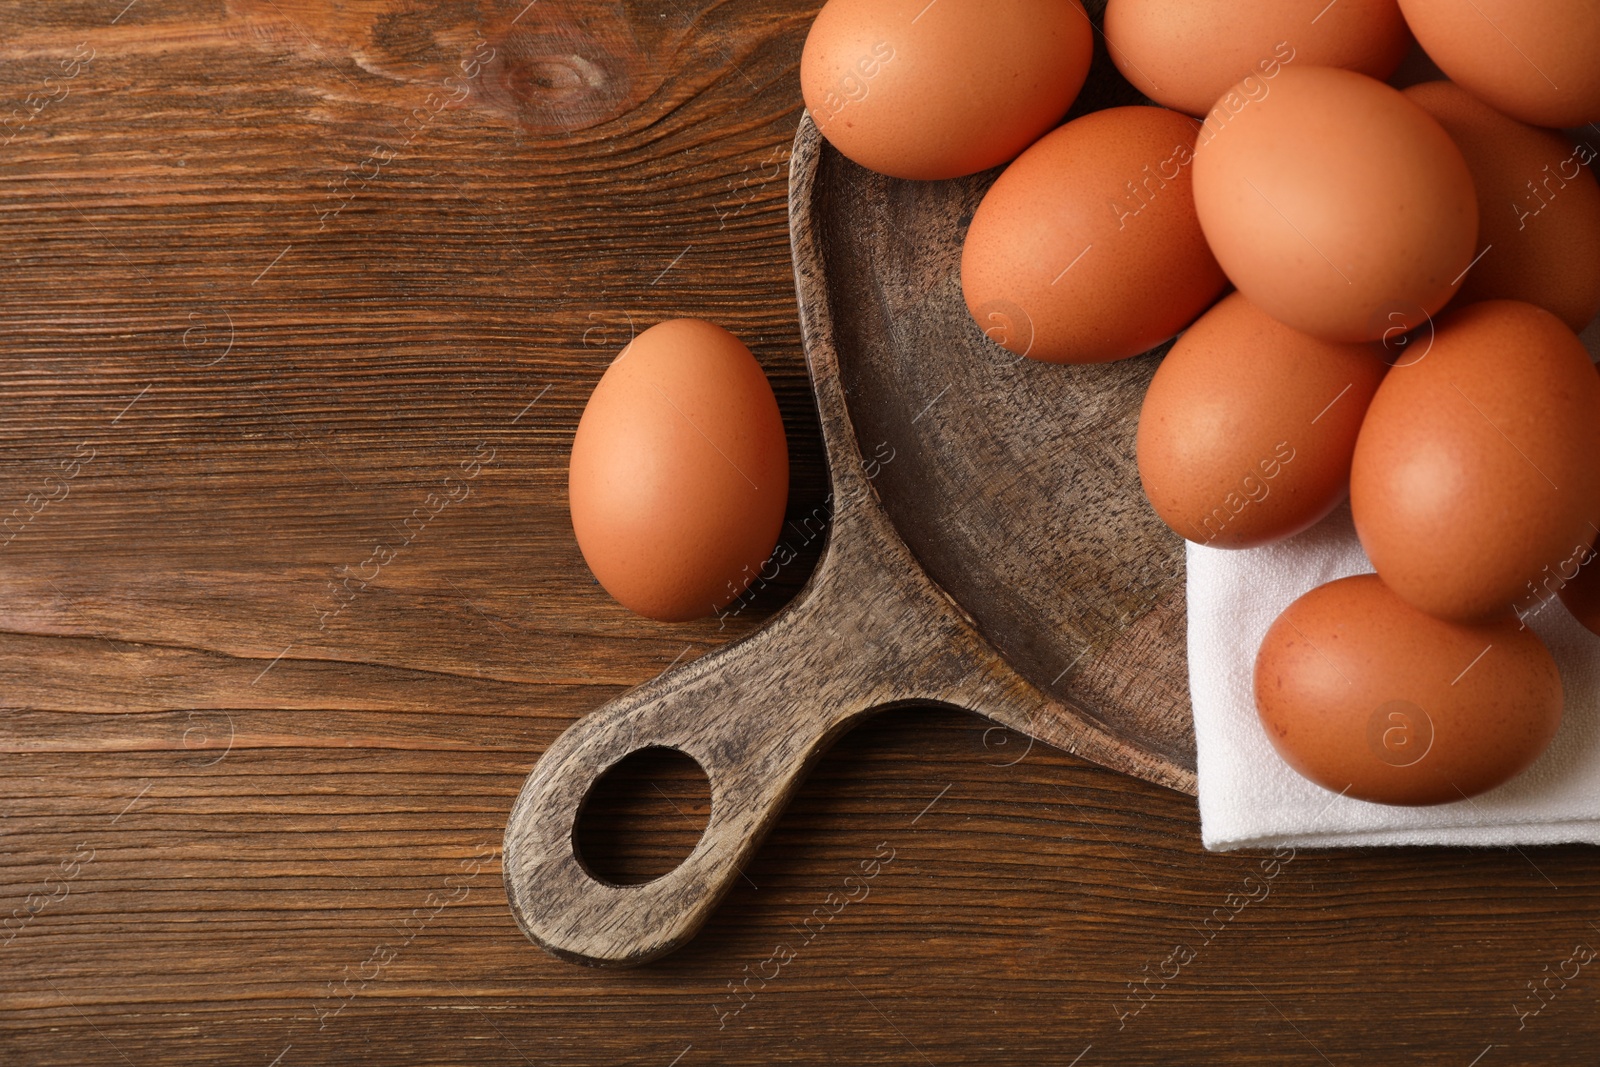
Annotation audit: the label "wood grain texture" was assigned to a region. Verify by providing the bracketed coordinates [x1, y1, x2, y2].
[3, 1, 1600, 1064]
[805, 110, 1195, 773]
[502, 109, 1192, 968]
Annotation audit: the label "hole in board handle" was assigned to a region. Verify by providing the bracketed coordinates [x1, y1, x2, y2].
[572, 746, 712, 887]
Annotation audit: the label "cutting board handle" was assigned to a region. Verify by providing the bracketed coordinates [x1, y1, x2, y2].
[498, 110, 1194, 967]
[500, 589, 873, 967]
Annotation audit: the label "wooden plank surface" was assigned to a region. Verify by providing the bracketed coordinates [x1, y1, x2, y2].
[2, 2, 1598, 1064]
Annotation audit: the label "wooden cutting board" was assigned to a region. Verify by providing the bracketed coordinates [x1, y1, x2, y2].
[502, 44, 1196, 967]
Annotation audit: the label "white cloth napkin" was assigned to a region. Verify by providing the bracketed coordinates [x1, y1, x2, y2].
[1188, 320, 1600, 851]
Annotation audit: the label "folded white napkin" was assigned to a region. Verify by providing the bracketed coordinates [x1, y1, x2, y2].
[1189, 321, 1600, 851]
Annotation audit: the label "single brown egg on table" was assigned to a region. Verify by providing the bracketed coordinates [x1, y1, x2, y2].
[1104, 0, 1411, 117]
[1396, 0, 1600, 128]
[961, 105, 1227, 364]
[799, 0, 1093, 181]
[1350, 300, 1600, 623]
[1405, 80, 1600, 334]
[568, 319, 789, 623]
[1255, 574, 1563, 806]
[1191, 65, 1478, 343]
[1137, 292, 1387, 548]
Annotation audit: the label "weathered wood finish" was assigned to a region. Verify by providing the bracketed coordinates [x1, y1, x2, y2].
[9, 3, 1600, 1064]
[814, 39, 1194, 771]
[502, 107, 1198, 965]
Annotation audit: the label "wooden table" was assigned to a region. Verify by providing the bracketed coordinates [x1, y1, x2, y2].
[3, 2, 1597, 1063]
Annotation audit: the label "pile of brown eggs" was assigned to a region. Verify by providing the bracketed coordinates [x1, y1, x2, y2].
[571, 0, 1600, 807]
[805, 0, 1600, 805]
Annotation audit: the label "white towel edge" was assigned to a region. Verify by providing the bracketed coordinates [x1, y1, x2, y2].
[1205, 822, 1600, 852]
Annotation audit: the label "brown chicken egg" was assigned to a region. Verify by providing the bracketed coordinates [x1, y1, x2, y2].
[1255, 574, 1563, 806]
[1104, 0, 1411, 117]
[568, 319, 789, 623]
[962, 105, 1227, 364]
[1191, 65, 1478, 343]
[1406, 80, 1600, 333]
[1137, 292, 1387, 548]
[1350, 300, 1600, 622]
[799, 0, 1093, 180]
[1396, 0, 1600, 128]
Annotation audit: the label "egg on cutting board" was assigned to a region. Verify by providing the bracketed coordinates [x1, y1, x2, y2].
[568, 319, 790, 623]
[1191, 66, 1478, 343]
[1104, 0, 1412, 118]
[800, 0, 1093, 180]
[961, 105, 1226, 364]
[1137, 292, 1387, 548]
[1396, 0, 1600, 128]
[1405, 80, 1600, 334]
